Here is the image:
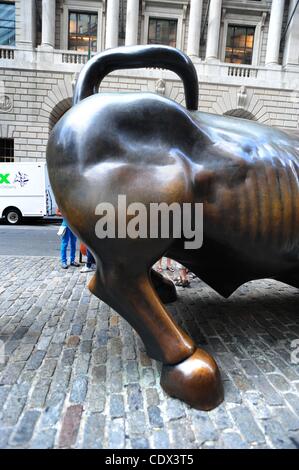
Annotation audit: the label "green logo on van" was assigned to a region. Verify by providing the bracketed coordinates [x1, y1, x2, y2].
[0, 173, 10, 184]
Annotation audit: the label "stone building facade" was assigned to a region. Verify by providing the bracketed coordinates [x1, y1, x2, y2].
[0, 0, 299, 162]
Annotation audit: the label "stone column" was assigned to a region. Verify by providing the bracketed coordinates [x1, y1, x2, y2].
[205, 0, 222, 62]
[41, 0, 56, 50]
[265, 0, 285, 66]
[283, 0, 299, 68]
[125, 0, 139, 46]
[187, 0, 203, 57]
[19, 0, 36, 49]
[105, 0, 120, 49]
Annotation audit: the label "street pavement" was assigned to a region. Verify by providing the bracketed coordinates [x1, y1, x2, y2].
[0, 220, 61, 257]
[0, 255, 299, 448]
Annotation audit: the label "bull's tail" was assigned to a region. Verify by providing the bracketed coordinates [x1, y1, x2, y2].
[73, 45, 198, 111]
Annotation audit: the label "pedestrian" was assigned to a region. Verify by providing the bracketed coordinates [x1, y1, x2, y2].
[81, 248, 96, 273]
[157, 257, 174, 273]
[56, 208, 80, 269]
[175, 263, 190, 287]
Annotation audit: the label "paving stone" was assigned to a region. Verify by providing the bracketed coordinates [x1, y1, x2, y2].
[36, 336, 52, 351]
[223, 380, 242, 404]
[87, 384, 106, 413]
[127, 383, 143, 411]
[148, 405, 163, 428]
[13, 344, 34, 362]
[253, 375, 284, 406]
[289, 431, 299, 449]
[274, 407, 299, 432]
[152, 430, 170, 449]
[9, 410, 40, 446]
[26, 350, 46, 370]
[58, 405, 83, 448]
[109, 356, 122, 373]
[230, 407, 265, 444]
[0, 385, 11, 408]
[192, 414, 218, 444]
[110, 394, 125, 418]
[146, 388, 160, 407]
[245, 393, 272, 420]
[47, 343, 63, 358]
[1, 392, 27, 426]
[264, 420, 298, 449]
[130, 437, 150, 449]
[209, 405, 233, 430]
[219, 431, 247, 449]
[141, 367, 156, 387]
[166, 399, 186, 421]
[61, 348, 76, 366]
[230, 368, 254, 392]
[82, 413, 105, 449]
[40, 391, 66, 427]
[70, 376, 88, 404]
[30, 428, 57, 449]
[240, 359, 261, 377]
[73, 354, 90, 376]
[285, 393, 299, 415]
[1, 257, 299, 449]
[11, 327, 29, 341]
[93, 347, 107, 364]
[0, 362, 25, 385]
[169, 420, 196, 448]
[70, 324, 83, 336]
[92, 365, 106, 383]
[0, 427, 12, 448]
[108, 418, 125, 449]
[267, 373, 291, 392]
[81, 340, 92, 354]
[28, 379, 51, 408]
[128, 411, 147, 437]
[39, 359, 57, 378]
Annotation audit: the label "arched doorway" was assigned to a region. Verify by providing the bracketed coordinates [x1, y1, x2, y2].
[49, 98, 72, 131]
[224, 109, 256, 120]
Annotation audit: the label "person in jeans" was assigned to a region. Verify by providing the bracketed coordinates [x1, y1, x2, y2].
[175, 263, 190, 287]
[81, 248, 96, 273]
[57, 209, 80, 269]
[156, 257, 174, 273]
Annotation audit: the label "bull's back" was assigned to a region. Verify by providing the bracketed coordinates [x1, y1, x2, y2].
[193, 113, 299, 269]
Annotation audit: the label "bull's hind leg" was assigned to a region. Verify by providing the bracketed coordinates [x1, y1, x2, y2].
[150, 268, 177, 304]
[89, 263, 223, 411]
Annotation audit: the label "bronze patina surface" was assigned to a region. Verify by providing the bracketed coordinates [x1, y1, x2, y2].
[47, 45, 299, 410]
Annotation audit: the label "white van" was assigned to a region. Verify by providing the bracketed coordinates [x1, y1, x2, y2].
[0, 162, 57, 224]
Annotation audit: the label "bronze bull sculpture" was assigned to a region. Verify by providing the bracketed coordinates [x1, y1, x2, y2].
[47, 45, 299, 411]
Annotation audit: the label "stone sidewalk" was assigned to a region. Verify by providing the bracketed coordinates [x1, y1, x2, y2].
[0, 256, 299, 449]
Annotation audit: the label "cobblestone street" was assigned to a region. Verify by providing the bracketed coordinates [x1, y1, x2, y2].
[0, 255, 299, 449]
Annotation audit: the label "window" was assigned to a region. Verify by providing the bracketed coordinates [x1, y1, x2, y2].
[148, 18, 177, 47]
[0, 2, 15, 46]
[0, 138, 14, 162]
[68, 11, 97, 53]
[225, 25, 255, 65]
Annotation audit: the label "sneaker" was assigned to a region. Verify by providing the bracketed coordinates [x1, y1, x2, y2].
[61, 263, 68, 269]
[70, 261, 80, 267]
[80, 265, 95, 273]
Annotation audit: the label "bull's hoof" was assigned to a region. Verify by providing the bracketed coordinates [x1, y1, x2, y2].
[151, 270, 177, 304]
[160, 348, 224, 411]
